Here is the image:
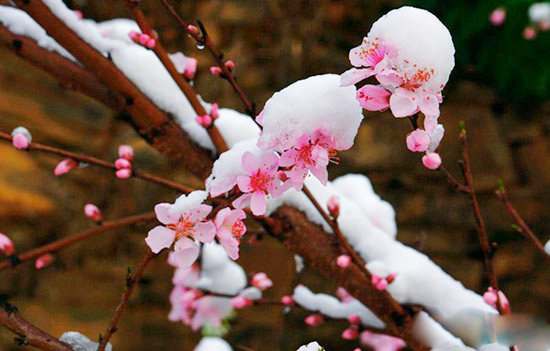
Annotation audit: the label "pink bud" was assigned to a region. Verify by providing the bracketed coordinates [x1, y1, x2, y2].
[116, 168, 132, 179]
[304, 314, 324, 326]
[12, 133, 30, 150]
[483, 287, 510, 314]
[195, 115, 212, 128]
[187, 24, 200, 36]
[35, 253, 54, 270]
[337, 254, 351, 268]
[353, 349, 362, 351]
[210, 103, 219, 120]
[327, 195, 340, 219]
[115, 158, 132, 170]
[118, 145, 134, 161]
[54, 158, 78, 176]
[73, 10, 83, 20]
[342, 327, 359, 340]
[281, 295, 295, 306]
[489, 7, 506, 26]
[251, 272, 273, 291]
[145, 38, 156, 49]
[183, 57, 198, 79]
[539, 20, 550, 31]
[84, 204, 102, 222]
[523, 26, 537, 40]
[0, 233, 15, 256]
[348, 314, 361, 325]
[277, 170, 289, 181]
[336, 287, 354, 303]
[406, 129, 430, 152]
[224, 60, 235, 72]
[231, 296, 253, 309]
[210, 66, 222, 77]
[128, 30, 140, 42]
[376, 279, 388, 291]
[422, 152, 442, 170]
[138, 33, 151, 45]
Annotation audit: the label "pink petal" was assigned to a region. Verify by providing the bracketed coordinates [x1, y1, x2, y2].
[389, 92, 417, 118]
[217, 228, 240, 260]
[356, 85, 391, 111]
[145, 226, 175, 253]
[232, 193, 251, 209]
[259, 152, 279, 172]
[250, 191, 267, 216]
[375, 70, 403, 87]
[170, 239, 200, 269]
[214, 207, 231, 228]
[406, 129, 431, 152]
[188, 204, 212, 222]
[241, 151, 259, 174]
[155, 203, 178, 225]
[340, 68, 374, 87]
[279, 149, 298, 168]
[310, 165, 328, 185]
[349, 43, 366, 67]
[418, 94, 440, 117]
[192, 221, 216, 243]
[237, 175, 254, 193]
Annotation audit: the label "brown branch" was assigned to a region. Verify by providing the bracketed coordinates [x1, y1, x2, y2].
[0, 131, 192, 193]
[97, 249, 156, 351]
[458, 125, 503, 314]
[496, 184, 547, 258]
[158, 0, 257, 119]
[12, 0, 214, 177]
[0, 212, 155, 271]
[0, 303, 72, 351]
[439, 164, 470, 195]
[123, 0, 228, 153]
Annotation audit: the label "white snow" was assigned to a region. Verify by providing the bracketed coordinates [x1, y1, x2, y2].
[297, 341, 324, 351]
[60, 331, 112, 351]
[194, 337, 233, 351]
[545, 239, 550, 256]
[0, 6, 76, 61]
[169, 190, 208, 216]
[214, 108, 261, 148]
[11, 126, 32, 143]
[93, 18, 139, 44]
[194, 243, 247, 295]
[529, 2, 550, 23]
[366, 6, 455, 93]
[294, 255, 305, 273]
[477, 344, 508, 351]
[257, 74, 363, 152]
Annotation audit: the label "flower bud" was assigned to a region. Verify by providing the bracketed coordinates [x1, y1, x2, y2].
[187, 24, 200, 36]
[281, 295, 295, 306]
[0, 233, 15, 256]
[251, 272, 273, 291]
[305, 314, 324, 326]
[337, 254, 351, 268]
[11, 126, 32, 150]
[489, 7, 506, 26]
[224, 60, 235, 72]
[118, 145, 134, 161]
[348, 314, 361, 325]
[406, 129, 430, 152]
[231, 296, 253, 309]
[54, 159, 78, 176]
[145, 38, 156, 49]
[128, 30, 140, 42]
[184, 57, 198, 80]
[341, 327, 359, 340]
[422, 152, 441, 170]
[210, 66, 222, 77]
[116, 168, 132, 179]
[35, 253, 54, 270]
[115, 158, 132, 170]
[327, 195, 340, 219]
[210, 103, 219, 120]
[84, 204, 102, 222]
[138, 33, 151, 45]
[523, 26, 537, 40]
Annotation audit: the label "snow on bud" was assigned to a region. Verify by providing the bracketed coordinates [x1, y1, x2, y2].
[118, 145, 134, 161]
[406, 129, 430, 152]
[337, 254, 351, 268]
[483, 287, 510, 314]
[224, 60, 235, 72]
[348, 314, 361, 325]
[35, 253, 54, 269]
[184, 57, 198, 79]
[195, 115, 212, 128]
[251, 272, 273, 291]
[422, 152, 442, 170]
[523, 26, 537, 40]
[304, 314, 324, 326]
[0, 233, 15, 256]
[231, 296, 253, 309]
[84, 204, 102, 222]
[281, 295, 295, 306]
[489, 8, 506, 26]
[54, 158, 78, 176]
[11, 126, 32, 150]
[210, 66, 222, 77]
[341, 327, 359, 340]
[327, 195, 340, 219]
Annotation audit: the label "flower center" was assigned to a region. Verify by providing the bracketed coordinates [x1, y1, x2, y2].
[231, 219, 246, 238]
[167, 215, 195, 241]
[249, 170, 273, 194]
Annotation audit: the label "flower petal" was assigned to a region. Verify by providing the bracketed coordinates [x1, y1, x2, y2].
[171, 239, 200, 269]
[193, 221, 216, 243]
[250, 191, 267, 216]
[389, 92, 417, 118]
[340, 68, 374, 87]
[241, 151, 259, 174]
[145, 226, 175, 253]
[237, 175, 253, 193]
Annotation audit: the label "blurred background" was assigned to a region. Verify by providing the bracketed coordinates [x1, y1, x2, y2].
[0, 0, 549, 350]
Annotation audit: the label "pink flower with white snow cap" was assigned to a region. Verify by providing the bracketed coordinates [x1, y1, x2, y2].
[214, 207, 247, 260]
[233, 151, 285, 216]
[0, 233, 15, 256]
[11, 126, 32, 150]
[145, 191, 215, 269]
[251, 272, 273, 291]
[360, 330, 406, 351]
[278, 128, 337, 189]
[168, 52, 198, 80]
[340, 38, 394, 87]
[356, 84, 391, 111]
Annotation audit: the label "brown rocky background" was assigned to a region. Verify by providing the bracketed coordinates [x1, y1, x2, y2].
[0, 0, 549, 350]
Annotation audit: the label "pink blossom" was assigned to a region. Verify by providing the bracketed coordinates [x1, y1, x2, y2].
[231, 296, 253, 309]
[342, 327, 359, 340]
[145, 193, 215, 268]
[523, 26, 537, 40]
[279, 129, 336, 189]
[304, 314, 324, 326]
[371, 274, 388, 290]
[406, 129, 431, 152]
[233, 151, 282, 216]
[210, 66, 222, 77]
[12, 133, 30, 150]
[336, 287, 355, 303]
[168, 286, 202, 325]
[210, 103, 219, 120]
[327, 195, 340, 219]
[360, 330, 406, 351]
[341, 40, 390, 86]
[389, 88, 439, 118]
[490, 8, 506, 26]
[356, 85, 391, 111]
[251, 272, 273, 291]
[195, 115, 212, 128]
[35, 253, 54, 270]
[348, 314, 361, 325]
[214, 207, 247, 260]
[281, 295, 295, 306]
[224, 60, 235, 72]
[337, 255, 351, 268]
[422, 152, 442, 170]
[84, 204, 102, 222]
[171, 264, 200, 287]
[54, 159, 78, 176]
[483, 287, 510, 314]
[0, 233, 15, 256]
[118, 145, 134, 161]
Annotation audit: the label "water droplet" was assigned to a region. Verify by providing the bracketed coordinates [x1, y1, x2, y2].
[196, 43, 205, 50]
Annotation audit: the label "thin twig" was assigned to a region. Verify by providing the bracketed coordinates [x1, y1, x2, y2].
[0, 131, 192, 194]
[97, 249, 156, 351]
[158, 0, 258, 120]
[123, 0, 228, 153]
[496, 183, 547, 258]
[0, 212, 155, 271]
